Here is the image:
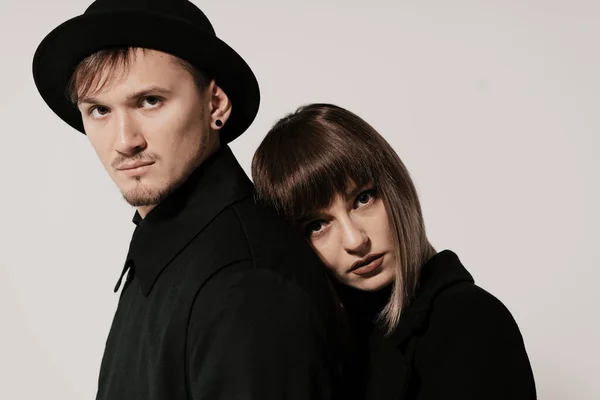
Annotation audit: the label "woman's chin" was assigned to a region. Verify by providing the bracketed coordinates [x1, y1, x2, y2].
[346, 268, 394, 292]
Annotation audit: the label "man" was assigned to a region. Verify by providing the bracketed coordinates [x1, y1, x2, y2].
[32, 1, 349, 399]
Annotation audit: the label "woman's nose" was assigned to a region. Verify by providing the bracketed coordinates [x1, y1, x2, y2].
[340, 217, 369, 255]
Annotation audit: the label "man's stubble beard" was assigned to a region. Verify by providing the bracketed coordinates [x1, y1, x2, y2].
[121, 133, 210, 208]
[121, 176, 175, 207]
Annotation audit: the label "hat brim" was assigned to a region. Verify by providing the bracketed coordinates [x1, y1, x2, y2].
[32, 9, 260, 143]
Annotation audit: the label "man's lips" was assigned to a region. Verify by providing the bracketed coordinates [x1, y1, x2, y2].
[116, 160, 154, 171]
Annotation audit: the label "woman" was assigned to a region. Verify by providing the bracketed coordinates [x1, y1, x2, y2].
[251, 103, 536, 399]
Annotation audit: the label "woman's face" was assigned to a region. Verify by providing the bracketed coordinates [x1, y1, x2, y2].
[301, 185, 396, 291]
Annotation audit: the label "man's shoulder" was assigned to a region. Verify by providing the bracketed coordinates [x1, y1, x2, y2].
[182, 195, 338, 319]
[200, 197, 342, 328]
[199, 263, 318, 305]
[179, 194, 326, 293]
[230, 195, 301, 241]
[189, 261, 327, 332]
[202, 194, 304, 248]
[224, 196, 321, 271]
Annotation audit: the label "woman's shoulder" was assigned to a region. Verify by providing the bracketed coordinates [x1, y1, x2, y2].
[395, 252, 537, 399]
[434, 281, 510, 316]
[412, 250, 525, 342]
[406, 264, 537, 398]
[426, 281, 526, 346]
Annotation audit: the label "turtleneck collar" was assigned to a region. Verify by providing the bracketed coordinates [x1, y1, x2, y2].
[336, 281, 393, 327]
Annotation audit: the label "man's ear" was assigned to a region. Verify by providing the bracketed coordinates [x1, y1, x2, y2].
[208, 82, 232, 130]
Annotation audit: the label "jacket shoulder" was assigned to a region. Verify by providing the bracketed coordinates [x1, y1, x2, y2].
[191, 195, 332, 311]
[415, 281, 533, 372]
[429, 282, 523, 341]
[231, 196, 304, 242]
[227, 197, 347, 340]
[408, 282, 537, 399]
[230, 196, 325, 273]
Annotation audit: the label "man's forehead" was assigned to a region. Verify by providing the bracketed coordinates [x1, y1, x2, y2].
[76, 52, 184, 104]
[97, 50, 184, 82]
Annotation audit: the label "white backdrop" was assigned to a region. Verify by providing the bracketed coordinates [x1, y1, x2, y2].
[1, 1, 598, 399]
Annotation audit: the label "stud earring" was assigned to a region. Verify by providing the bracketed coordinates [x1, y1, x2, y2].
[215, 119, 223, 127]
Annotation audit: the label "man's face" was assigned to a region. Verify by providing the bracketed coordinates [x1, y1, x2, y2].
[77, 49, 218, 215]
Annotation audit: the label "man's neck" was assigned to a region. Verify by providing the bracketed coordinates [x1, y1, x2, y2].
[136, 205, 156, 219]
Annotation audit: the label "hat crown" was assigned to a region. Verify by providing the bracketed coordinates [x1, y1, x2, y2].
[33, 0, 260, 142]
[85, 0, 215, 35]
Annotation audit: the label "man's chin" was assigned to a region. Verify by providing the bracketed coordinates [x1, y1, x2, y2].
[117, 166, 195, 209]
[124, 197, 161, 208]
[121, 184, 167, 208]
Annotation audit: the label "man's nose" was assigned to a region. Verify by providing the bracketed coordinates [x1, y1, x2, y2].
[113, 111, 146, 155]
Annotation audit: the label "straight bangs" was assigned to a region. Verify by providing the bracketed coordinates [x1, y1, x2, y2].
[253, 111, 380, 226]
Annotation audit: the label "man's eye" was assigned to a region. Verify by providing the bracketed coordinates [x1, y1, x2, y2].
[90, 106, 109, 117]
[141, 96, 161, 107]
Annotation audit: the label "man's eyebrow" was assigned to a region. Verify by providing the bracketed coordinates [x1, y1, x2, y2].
[78, 96, 100, 106]
[77, 86, 172, 105]
[125, 86, 172, 102]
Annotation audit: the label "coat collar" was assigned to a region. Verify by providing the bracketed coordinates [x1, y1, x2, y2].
[361, 250, 474, 399]
[389, 250, 474, 347]
[114, 145, 253, 296]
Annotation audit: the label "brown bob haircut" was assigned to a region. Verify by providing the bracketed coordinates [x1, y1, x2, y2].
[252, 103, 436, 334]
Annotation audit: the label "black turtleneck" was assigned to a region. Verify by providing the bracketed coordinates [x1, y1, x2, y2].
[337, 282, 393, 327]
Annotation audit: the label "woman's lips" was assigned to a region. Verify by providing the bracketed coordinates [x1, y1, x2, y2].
[350, 254, 384, 276]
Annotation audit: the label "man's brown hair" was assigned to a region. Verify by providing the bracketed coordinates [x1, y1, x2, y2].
[66, 47, 211, 105]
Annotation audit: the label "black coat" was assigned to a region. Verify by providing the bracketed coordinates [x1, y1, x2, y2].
[355, 251, 537, 400]
[96, 146, 348, 400]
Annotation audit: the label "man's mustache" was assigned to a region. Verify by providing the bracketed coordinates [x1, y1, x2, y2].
[112, 153, 159, 169]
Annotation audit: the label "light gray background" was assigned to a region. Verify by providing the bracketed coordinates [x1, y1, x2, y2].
[1, 0, 598, 399]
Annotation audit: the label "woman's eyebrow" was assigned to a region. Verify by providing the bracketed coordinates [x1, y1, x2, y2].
[297, 213, 318, 225]
[344, 184, 371, 202]
[299, 207, 334, 225]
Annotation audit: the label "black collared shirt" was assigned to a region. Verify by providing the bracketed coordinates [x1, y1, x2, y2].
[96, 146, 347, 400]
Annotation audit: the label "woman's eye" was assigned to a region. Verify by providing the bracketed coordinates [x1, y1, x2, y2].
[142, 96, 161, 107]
[305, 220, 325, 236]
[355, 189, 376, 207]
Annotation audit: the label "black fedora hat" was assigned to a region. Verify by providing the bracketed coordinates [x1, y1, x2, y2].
[32, 0, 260, 143]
